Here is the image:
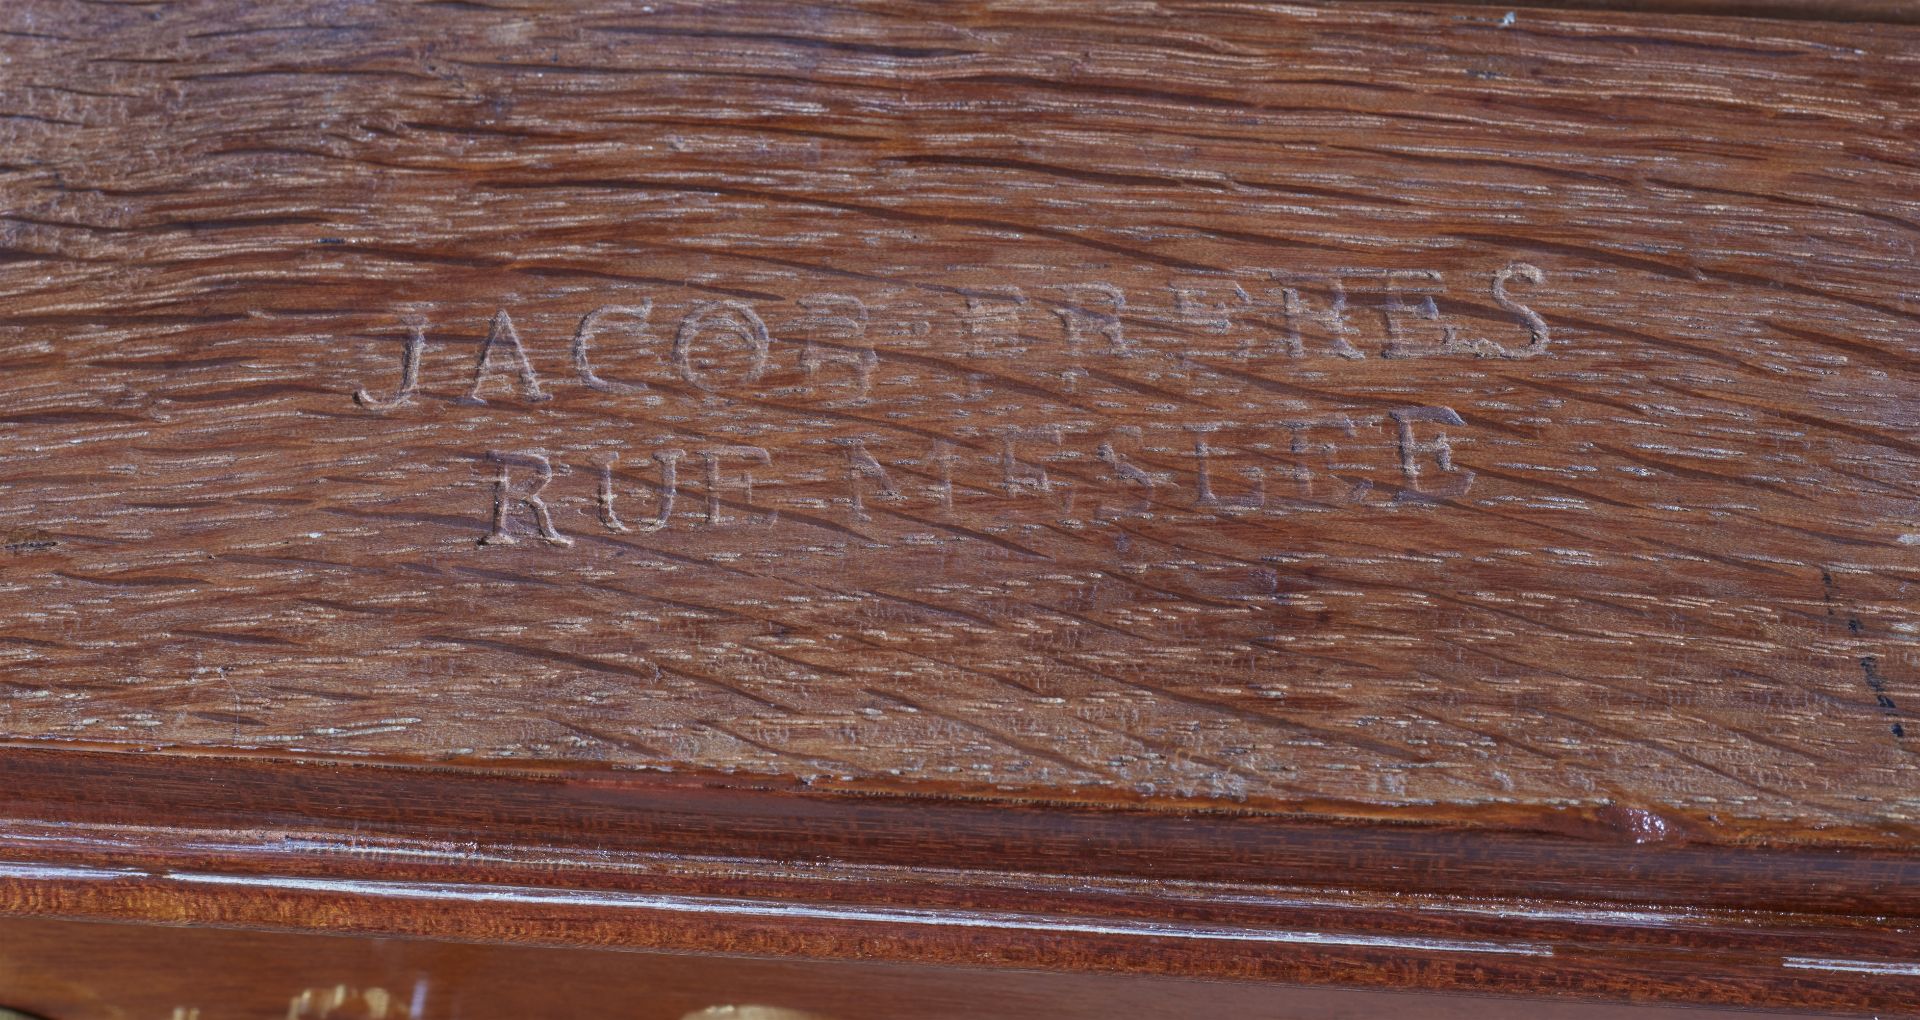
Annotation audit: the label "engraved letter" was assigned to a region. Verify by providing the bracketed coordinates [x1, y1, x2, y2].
[796, 294, 878, 401]
[1277, 279, 1365, 360]
[699, 445, 776, 526]
[1281, 415, 1358, 496]
[1378, 270, 1462, 359]
[631, 449, 685, 533]
[1093, 427, 1161, 520]
[572, 303, 655, 393]
[1389, 405, 1474, 498]
[675, 300, 771, 391]
[481, 450, 572, 546]
[353, 319, 427, 410]
[842, 438, 902, 523]
[925, 439, 960, 509]
[466, 310, 549, 404]
[1192, 428, 1264, 511]
[961, 287, 1027, 356]
[1487, 262, 1550, 358]
[594, 452, 628, 532]
[1170, 281, 1249, 336]
[1052, 283, 1130, 356]
[998, 426, 1063, 500]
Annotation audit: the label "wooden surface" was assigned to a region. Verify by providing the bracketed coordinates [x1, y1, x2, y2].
[1, 0, 1918, 1014]
[5, 0, 1920, 837]
[1401, 0, 1920, 24]
[0, 915, 1800, 1020]
[2, 747, 1917, 1015]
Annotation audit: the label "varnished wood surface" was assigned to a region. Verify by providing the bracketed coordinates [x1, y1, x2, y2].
[0, 915, 1809, 1020]
[1, 748, 1916, 1014]
[1, 0, 1918, 1013]
[1395, 0, 1920, 25]
[4, 0, 1918, 839]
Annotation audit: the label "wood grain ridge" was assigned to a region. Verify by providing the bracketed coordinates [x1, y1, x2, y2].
[0, 748, 1916, 1014]
[2, 1, 1919, 845]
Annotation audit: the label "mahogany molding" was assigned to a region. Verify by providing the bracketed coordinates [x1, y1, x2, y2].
[0, 914, 1832, 1020]
[0, 748, 1916, 1014]
[1393, 0, 1920, 25]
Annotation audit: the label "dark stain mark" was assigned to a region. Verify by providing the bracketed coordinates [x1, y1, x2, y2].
[1822, 569, 1906, 740]
[1860, 658, 1906, 739]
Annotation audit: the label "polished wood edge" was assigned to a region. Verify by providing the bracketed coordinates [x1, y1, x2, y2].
[0, 747, 1914, 1013]
[4, 740, 1914, 854]
[0, 915, 1862, 1020]
[1364, 0, 1920, 25]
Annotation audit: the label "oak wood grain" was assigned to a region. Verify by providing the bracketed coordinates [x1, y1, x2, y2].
[0, 0, 1917, 1013]
[6, 0, 1916, 838]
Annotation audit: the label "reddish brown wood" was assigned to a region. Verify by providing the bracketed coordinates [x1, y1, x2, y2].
[0, 914, 1809, 1020]
[1392, 0, 1920, 25]
[5, 0, 1919, 844]
[0, 0, 1917, 1015]
[1, 748, 1917, 1014]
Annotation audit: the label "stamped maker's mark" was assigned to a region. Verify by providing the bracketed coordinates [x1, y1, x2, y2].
[345, 263, 1550, 547]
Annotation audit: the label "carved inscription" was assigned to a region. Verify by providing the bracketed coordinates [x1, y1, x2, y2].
[346, 265, 1549, 546]
[15, 0, 1920, 841]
